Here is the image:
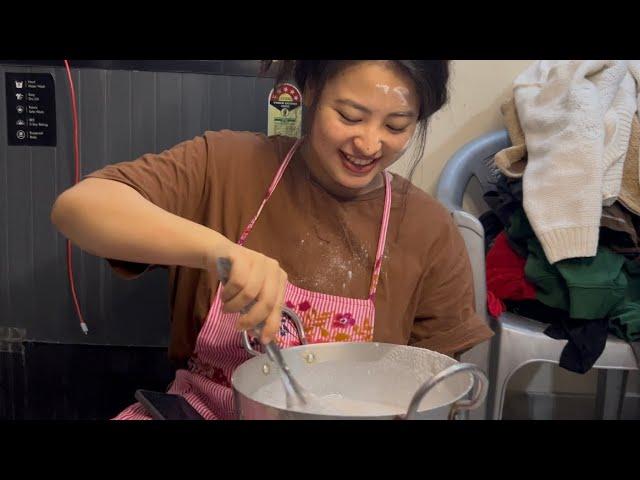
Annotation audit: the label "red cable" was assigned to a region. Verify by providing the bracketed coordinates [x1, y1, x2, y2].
[63, 59, 88, 334]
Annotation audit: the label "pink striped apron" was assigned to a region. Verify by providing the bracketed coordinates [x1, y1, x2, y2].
[114, 138, 392, 420]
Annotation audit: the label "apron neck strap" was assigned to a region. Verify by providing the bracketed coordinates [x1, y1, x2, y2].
[368, 171, 392, 300]
[237, 137, 304, 246]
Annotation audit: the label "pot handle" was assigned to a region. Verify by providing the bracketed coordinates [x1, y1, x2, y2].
[402, 363, 488, 420]
[242, 306, 308, 357]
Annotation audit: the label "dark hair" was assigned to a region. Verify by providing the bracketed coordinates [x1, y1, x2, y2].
[261, 60, 450, 182]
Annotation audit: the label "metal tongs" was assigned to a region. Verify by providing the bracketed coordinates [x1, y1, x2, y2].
[216, 257, 309, 409]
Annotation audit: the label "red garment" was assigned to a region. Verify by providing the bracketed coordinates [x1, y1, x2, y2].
[486, 231, 536, 311]
[487, 291, 506, 317]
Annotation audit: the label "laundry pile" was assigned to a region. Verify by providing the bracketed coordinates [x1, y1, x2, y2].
[483, 60, 640, 373]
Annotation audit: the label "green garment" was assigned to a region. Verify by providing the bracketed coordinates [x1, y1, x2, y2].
[506, 207, 640, 341]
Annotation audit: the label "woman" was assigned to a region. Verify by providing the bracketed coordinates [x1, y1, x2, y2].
[51, 60, 493, 419]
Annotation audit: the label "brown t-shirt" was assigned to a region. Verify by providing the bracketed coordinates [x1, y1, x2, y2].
[87, 130, 493, 366]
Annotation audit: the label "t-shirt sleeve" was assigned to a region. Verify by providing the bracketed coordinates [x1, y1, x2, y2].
[410, 212, 494, 356]
[85, 134, 212, 279]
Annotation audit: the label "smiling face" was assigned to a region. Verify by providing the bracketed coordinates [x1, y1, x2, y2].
[301, 61, 421, 197]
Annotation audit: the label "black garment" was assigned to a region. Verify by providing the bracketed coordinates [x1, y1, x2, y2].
[544, 318, 609, 374]
[482, 175, 527, 256]
[505, 300, 608, 374]
[483, 175, 523, 228]
[479, 211, 504, 252]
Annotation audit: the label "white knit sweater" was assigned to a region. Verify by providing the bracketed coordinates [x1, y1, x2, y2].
[513, 60, 638, 264]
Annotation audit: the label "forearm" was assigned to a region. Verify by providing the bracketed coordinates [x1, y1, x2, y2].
[51, 178, 230, 270]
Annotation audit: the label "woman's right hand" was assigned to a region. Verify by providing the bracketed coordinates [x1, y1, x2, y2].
[209, 242, 288, 344]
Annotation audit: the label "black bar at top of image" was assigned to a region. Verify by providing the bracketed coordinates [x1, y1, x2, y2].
[0, 60, 277, 78]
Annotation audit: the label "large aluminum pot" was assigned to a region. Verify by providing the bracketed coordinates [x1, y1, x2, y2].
[232, 317, 488, 420]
